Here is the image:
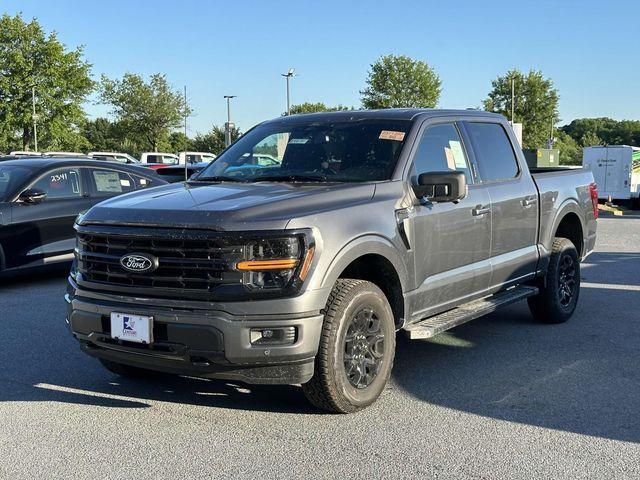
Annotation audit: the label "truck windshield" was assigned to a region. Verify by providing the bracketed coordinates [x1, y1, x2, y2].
[194, 119, 412, 183]
[0, 165, 32, 201]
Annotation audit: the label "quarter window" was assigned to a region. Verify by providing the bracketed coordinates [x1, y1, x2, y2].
[31, 168, 82, 199]
[465, 122, 519, 181]
[411, 123, 473, 184]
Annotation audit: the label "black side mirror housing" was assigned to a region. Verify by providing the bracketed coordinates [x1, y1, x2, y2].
[413, 171, 467, 202]
[18, 188, 47, 204]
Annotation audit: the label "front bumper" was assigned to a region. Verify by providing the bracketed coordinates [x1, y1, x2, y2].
[65, 279, 324, 385]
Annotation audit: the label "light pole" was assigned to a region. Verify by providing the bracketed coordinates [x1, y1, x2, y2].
[223, 95, 236, 147]
[31, 86, 39, 152]
[281, 68, 295, 115]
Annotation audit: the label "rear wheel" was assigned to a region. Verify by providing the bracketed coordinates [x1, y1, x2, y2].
[99, 359, 169, 379]
[302, 279, 396, 413]
[528, 237, 580, 324]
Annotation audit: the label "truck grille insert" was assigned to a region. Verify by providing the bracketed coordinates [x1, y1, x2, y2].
[76, 228, 246, 298]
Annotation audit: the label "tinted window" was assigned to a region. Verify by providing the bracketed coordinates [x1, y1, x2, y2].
[465, 123, 519, 181]
[0, 165, 32, 201]
[132, 175, 153, 188]
[31, 168, 82, 199]
[88, 169, 136, 196]
[411, 123, 472, 183]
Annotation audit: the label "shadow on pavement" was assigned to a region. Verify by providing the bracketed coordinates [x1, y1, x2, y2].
[392, 251, 640, 443]
[0, 252, 638, 433]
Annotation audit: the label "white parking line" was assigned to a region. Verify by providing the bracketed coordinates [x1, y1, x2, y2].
[582, 282, 640, 291]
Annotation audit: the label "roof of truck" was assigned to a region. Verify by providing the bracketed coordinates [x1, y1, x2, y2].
[269, 108, 505, 124]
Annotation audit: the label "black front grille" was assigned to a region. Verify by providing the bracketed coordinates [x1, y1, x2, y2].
[77, 227, 246, 297]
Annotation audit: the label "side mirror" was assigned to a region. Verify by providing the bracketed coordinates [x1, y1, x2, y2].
[413, 171, 467, 202]
[18, 188, 47, 204]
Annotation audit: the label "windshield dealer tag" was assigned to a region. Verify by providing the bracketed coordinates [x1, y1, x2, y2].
[379, 130, 405, 141]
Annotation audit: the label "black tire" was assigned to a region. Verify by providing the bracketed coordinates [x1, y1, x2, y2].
[302, 279, 396, 413]
[99, 359, 168, 379]
[528, 237, 580, 324]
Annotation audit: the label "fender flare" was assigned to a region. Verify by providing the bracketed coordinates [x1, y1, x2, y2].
[318, 235, 410, 321]
[547, 199, 586, 255]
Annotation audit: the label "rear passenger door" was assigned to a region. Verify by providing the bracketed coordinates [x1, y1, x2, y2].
[461, 121, 539, 290]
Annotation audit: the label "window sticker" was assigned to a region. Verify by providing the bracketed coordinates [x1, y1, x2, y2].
[449, 141, 467, 169]
[120, 179, 131, 187]
[444, 147, 456, 170]
[139, 178, 148, 186]
[379, 130, 405, 141]
[288, 138, 309, 144]
[93, 171, 122, 193]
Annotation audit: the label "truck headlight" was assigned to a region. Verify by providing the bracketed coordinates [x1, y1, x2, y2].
[236, 236, 315, 291]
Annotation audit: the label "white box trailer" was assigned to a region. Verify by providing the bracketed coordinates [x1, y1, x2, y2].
[583, 146, 640, 203]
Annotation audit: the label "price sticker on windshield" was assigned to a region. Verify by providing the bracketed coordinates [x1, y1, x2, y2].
[379, 130, 405, 141]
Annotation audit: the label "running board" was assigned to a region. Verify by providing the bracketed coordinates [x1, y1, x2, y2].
[403, 285, 539, 339]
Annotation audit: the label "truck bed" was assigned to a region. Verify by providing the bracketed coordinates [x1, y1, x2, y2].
[530, 166, 597, 260]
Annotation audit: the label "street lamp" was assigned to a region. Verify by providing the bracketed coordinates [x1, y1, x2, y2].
[281, 68, 295, 115]
[31, 86, 39, 152]
[223, 95, 236, 147]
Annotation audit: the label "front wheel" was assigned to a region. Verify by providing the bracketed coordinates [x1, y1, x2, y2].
[302, 279, 396, 413]
[528, 237, 580, 324]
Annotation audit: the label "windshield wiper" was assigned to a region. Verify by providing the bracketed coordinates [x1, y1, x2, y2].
[251, 174, 328, 183]
[189, 175, 248, 183]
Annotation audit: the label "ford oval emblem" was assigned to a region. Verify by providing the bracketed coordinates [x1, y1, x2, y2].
[119, 253, 158, 273]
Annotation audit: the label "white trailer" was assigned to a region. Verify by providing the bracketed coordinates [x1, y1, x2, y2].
[583, 146, 640, 204]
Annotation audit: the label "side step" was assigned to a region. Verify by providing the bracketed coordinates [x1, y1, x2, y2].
[403, 285, 539, 339]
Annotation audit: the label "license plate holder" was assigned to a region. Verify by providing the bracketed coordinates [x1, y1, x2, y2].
[110, 312, 153, 344]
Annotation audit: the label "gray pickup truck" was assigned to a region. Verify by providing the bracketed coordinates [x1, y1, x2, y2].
[66, 109, 598, 413]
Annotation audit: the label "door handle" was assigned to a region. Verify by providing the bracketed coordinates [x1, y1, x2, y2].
[472, 205, 491, 216]
[522, 196, 536, 207]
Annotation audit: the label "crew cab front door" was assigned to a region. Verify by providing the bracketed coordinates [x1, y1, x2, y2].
[8, 166, 91, 269]
[461, 121, 538, 290]
[407, 121, 492, 320]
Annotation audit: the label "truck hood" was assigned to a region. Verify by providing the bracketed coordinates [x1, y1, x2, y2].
[81, 181, 376, 230]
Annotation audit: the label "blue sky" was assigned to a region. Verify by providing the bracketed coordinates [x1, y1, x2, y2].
[3, 0, 639, 135]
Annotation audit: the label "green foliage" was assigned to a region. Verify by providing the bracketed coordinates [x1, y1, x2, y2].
[288, 102, 351, 115]
[553, 130, 582, 165]
[561, 117, 640, 146]
[100, 73, 191, 152]
[360, 54, 441, 109]
[162, 131, 194, 153]
[191, 125, 241, 155]
[484, 69, 559, 150]
[0, 13, 94, 151]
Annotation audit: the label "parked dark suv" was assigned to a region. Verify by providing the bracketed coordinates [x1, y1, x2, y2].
[0, 157, 165, 274]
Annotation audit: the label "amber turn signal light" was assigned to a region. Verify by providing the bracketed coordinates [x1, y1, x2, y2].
[236, 258, 299, 271]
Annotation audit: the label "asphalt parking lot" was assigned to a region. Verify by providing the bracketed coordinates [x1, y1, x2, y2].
[1, 217, 639, 479]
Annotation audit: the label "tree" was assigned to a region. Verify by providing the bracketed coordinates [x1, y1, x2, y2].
[100, 73, 191, 152]
[191, 125, 241, 155]
[360, 54, 441, 109]
[553, 130, 582, 165]
[561, 117, 640, 146]
[287, 102, 351, 115]
[484, 69, 559, 150]
[0, 13, 94, 150]
[580, 131, 603, 147]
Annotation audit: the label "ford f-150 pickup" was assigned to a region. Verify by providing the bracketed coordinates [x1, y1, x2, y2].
[66, 109, 598, 413]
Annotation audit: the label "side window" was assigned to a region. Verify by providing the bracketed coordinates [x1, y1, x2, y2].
[411, 123, 473, 184]
[88, 169, 136, 196]
[465, 122, 519, 182]
[31, 168, 82, 200]
[132, 175, 153, 189]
